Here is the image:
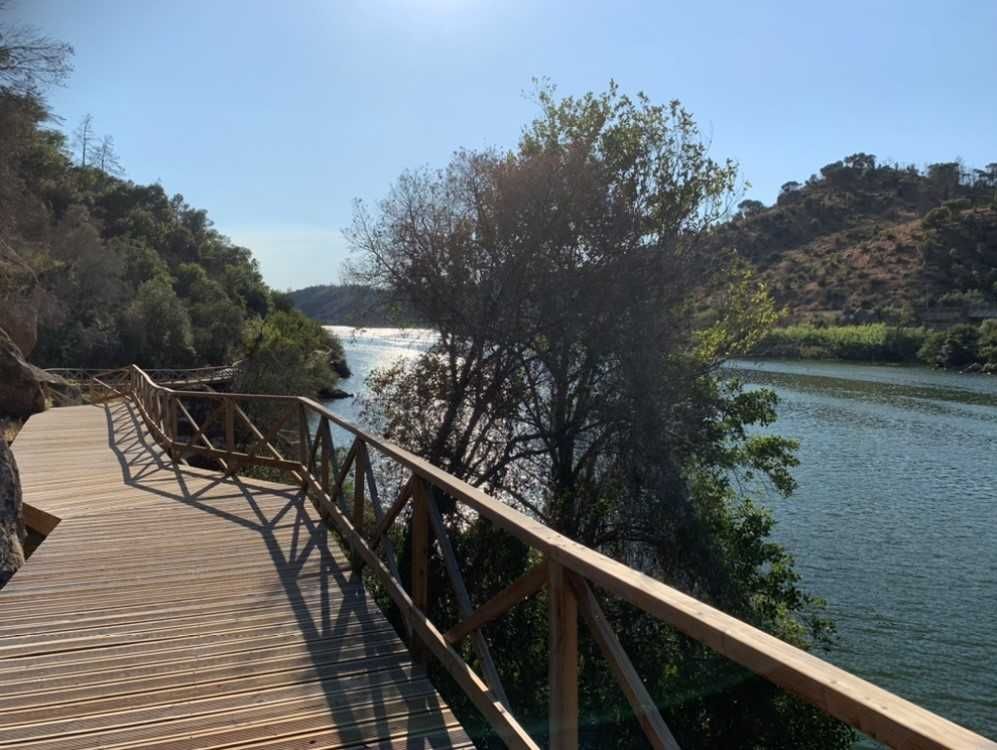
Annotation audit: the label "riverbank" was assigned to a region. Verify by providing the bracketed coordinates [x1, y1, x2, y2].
[751, 322, 997, 373]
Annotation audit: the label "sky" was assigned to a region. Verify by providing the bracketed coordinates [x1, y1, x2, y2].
[10, 0, 997, 290]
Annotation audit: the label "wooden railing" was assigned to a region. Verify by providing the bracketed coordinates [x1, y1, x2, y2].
[123, 364, 995, 750]
[47, 363, 237, 392]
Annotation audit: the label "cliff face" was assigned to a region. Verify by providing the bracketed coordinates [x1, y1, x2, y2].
[0, 327, 45, 420]
[0, 434, 25, 588]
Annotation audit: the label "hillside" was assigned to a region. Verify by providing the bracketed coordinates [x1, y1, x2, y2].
[292, 157, 997, 329]
[721, 155, 997, 323]
[287, 284, 422, 327]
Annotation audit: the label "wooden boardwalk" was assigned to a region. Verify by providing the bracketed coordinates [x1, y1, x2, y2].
[1, 402, 473, 749]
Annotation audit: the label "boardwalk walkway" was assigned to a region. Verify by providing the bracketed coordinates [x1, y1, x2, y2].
[1, 401, 472, 749]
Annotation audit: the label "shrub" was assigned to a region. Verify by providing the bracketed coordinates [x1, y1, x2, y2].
[753, 323, 926, 362]
[933, 324, 979, 368]
[923, 206, 952, 228]
[978, 319, 997, 365]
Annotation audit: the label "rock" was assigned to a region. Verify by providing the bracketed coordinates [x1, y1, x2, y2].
[329, 356, 352, 380]
[0, 327, 45, 419]
[29, 365, 82, 406]
[0, 289, 41, 359]
[962, 362, 982, 374]
[0, 437, 25, 588]
[317, 385, 352, 400]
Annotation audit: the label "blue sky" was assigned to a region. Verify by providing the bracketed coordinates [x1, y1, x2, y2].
[11, 0, 997, 290]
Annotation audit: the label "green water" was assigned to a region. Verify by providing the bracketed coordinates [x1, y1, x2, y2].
[324, 327, 997, 741]
[730, 359, 997, 742]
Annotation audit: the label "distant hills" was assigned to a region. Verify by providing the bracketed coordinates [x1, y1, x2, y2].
[717, 155, 997, 323]
[290, 156, 997, 328]
[287, 284, 422, 327]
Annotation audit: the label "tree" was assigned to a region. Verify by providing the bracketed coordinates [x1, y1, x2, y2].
[73, 113, 94, 168]
[843, 152, 876, 171]
[736, 198, 765, 217]
[780, 180, 801, 194]
[0, 6, 73, 95]
[94, 134, 123, 175]
[351, 82, 852, 748]
[120, 278, 195, 367]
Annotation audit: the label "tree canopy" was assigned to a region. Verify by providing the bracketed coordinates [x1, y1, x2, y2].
[350, 82, 852, 748]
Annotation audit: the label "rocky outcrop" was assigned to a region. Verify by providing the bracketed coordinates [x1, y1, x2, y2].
[29, 365, 82, 406]
[0, 288, 42, 359]
[0, 437, 25, 588]
[329, 355, 351, 380]
[0, 327, 45, 419]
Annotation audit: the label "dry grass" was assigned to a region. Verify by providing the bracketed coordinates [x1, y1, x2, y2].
[1, 418, 22, 445]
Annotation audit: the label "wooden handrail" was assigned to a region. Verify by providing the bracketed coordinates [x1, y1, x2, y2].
[124, 364, 997, 750]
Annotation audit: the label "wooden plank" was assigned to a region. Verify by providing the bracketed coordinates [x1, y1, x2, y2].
[568, 572, 680, 750]
[301, 468, 540, 750]
[548, 561, 578, 750]
[3, 401, 473, 750]
[370, 476, 413, 550]
[445, 560, 547, 645]
[425, 490, 510, 708]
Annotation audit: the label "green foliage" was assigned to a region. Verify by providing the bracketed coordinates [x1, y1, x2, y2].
[119, 278, 195, 367]
[923, 206, 952, 228]
[978, 320, 997, 366]
[0, 76, 342, 376]
[754, 323, 926, 362]
[355, 82, 853, 748]
[235, 309, 339, 397]
[929, 323, 979, 368]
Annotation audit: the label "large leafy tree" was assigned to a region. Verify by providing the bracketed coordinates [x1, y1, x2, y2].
[350, 82, 852, 748]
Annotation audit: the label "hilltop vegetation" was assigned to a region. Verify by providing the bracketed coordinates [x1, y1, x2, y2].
[723, 154, 997, 322]
[0, 18, 339, 396]
[294, 154, 997, 332]
[287, 283, 421, 327]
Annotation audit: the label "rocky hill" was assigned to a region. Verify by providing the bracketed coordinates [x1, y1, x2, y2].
[287, 284, 422, 327]
[721, 155, 997, 323]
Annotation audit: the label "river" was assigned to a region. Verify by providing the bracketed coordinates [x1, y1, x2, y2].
[322, 327, 997, 742]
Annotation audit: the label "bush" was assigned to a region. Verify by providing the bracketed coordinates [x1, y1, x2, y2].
[977, 319, 997, 365]
[235, 309, 338, 397]
[931, 324, 979, 368]
[753, 323, 926, 362]
[923, 206, 952, 228]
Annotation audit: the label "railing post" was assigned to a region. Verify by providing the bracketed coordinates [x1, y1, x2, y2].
[548, 560, 578, 750]
[298, 401, 309, 489]
[350, 441, 367, 569]
[224, 398, 235, 455]
[169, 395, 179, 460]
[410, 477, 431, 667]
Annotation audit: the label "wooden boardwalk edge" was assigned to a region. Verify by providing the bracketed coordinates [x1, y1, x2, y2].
[1, 402, 473, 750]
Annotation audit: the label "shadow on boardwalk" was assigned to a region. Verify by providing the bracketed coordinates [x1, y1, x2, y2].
[103, 398, 466, 749]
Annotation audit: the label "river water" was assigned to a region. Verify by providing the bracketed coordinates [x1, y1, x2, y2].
[323, 327, 997, 742]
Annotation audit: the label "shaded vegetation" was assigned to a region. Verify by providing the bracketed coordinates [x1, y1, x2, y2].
[751, 321, 997, 371]
[287, 283, 423, 327]
[352, 81, 854, 748]
[0, 13, 340, 395]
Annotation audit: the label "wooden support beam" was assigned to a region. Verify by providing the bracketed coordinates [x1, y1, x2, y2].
[425, 490, 510, 708]
[410, 477, 431, 667]
[370, 476, 413, 550]
[362, 453, 411, 641]
[224, 398, 235, 454]
[445, 560, 548, 645]
[568, 573, 681, 750]
[305, 472, 539, 750]
[549, 560, 578, 750]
